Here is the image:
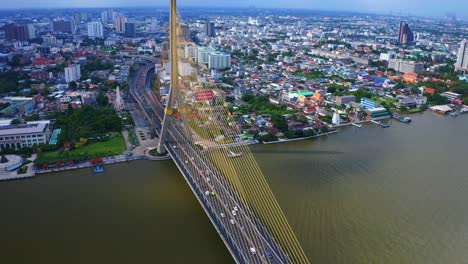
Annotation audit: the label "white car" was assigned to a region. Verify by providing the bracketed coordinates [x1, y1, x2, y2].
[205, 191, 210, 196]
[233, 206, 238, 211]
[249, 247, 256, 254]
[220, 213, 225, 218]
[230, 219, 235, 225]
[232, 210, 237, 216]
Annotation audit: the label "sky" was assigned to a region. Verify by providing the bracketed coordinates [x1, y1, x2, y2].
[1, 0, 467, 18]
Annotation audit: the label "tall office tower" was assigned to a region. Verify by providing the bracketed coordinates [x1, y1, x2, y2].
[101, 9, 114, 23]
[27, 24, 36, 39]
[125, 22, 136, 38]
[65, 64, 81, 83]
[73, 13, 81, 25]
[80, 12, 88, 22]
[114, 16, 128, 33]
[52, 20, 74, 33]
[205, 21, 215, 37]
[87, 22, 104, 38]
[3, 24, 29, 41]
[398, 21, 414, 45]
[455, 40, 468, 72]
[101, 11, 108, 23]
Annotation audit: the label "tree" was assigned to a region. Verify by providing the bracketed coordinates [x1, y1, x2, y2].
[260, 133, 278, 142]
[96, 93, 109, 107]
[11, 119, 21, 125]
[24, 113, 40, 122]
[69, 81, 78, 89]
[272, 115, 288, 132]
[10, 55, 21, 67]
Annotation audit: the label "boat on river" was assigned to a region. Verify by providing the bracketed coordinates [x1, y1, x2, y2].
[93, 166, 104, 173]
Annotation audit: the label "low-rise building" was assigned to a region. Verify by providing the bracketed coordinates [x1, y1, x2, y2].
[0, 122, 51, 150]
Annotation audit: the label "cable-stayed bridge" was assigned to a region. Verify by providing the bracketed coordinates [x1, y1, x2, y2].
[131, 1, 310, 263]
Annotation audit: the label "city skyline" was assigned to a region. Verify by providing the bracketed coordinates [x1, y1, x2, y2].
[0, 0, 467, 18]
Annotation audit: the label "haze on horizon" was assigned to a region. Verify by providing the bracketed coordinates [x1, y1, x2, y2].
[0, 0, 466, 18]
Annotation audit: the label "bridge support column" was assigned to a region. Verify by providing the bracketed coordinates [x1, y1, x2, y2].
[157, 0, 178, 154]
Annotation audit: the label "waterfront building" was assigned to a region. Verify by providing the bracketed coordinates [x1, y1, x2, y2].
[398, 21, 414, 45]
[87, 22, 104, 38]
[361, 98, 379, 110]
[455, 40, 468, 72]
[366, 108, 391, 119]
[441, 91, 461, 101]
[388, 59, 424, 74]
[0, 122, 50, 150]
[65, 64, 81, 83]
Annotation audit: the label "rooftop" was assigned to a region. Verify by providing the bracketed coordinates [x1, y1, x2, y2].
[0, 123, 48, 137]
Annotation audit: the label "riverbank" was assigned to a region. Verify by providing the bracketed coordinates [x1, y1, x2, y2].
[263, 130, 339, 144]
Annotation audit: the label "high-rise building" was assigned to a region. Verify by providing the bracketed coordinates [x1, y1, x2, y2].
[114, 16, 128, 33]
[3, 24, 29, 41]
[398, 21, 414, 45]
[208, 52, 231, 70]
[205, 22, 215, 37]
[101, 9, 115, 23]
[455, 40, 468, 72]
[65, 64, 81, 83]
[125, 22, 136, 38]
[87, 22, 104, 38]
[73, 13, 81, 25]
[53, 20, 74, 33]
[101, 11, 108, 24]
[27, 24, 36, 39]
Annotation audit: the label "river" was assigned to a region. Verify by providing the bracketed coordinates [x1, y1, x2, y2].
[1, 111, 467, 264]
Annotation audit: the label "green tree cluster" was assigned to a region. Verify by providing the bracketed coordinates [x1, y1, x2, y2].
[56, 106, 122, 142]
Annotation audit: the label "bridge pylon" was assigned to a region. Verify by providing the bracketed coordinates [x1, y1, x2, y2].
[157, 0, 178, 154]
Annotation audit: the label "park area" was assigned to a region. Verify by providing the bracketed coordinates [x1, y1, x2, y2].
[34, 133, 126, 167]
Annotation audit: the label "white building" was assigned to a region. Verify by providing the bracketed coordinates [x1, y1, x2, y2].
[455, 39, 468, 72]
[42, 34, 57, 44]
[0, 122, 50, 150]
[208, 52, 231, 70]
[87, 22, 104, 38]
[65, 64, 81, 83]
[184, 45, 198, 60]
[388, 59, 424, 74]
[379, 52, 397, 61]
[197, 46, 214, 65]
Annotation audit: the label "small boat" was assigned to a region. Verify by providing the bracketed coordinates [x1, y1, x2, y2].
[398, 116, 412, 123]
[450, 112, 459, 117]
[93, 166, 104, 173]
[461, 107, 468, 114]
[227, 150, 243, 158]
[380, 123, 390, 128]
